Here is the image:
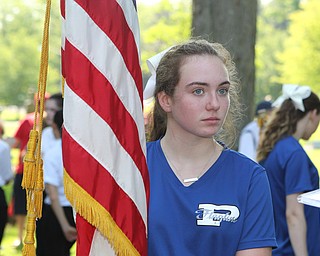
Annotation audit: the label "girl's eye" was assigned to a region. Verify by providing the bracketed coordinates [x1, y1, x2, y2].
[193, 88, 204, 95]
[217, 88, 229, 95]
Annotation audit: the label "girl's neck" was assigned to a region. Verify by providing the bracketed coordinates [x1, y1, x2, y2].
[161, 133, 217, 157]
[292, 113, 309, 140]
[160, 135, 222, 186]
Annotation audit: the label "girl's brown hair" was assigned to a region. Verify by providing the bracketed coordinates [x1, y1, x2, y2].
[148, 39, 242, 147]
[257, 92, 320, 162]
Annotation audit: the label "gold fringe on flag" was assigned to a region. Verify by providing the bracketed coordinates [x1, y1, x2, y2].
[22, 0, 52, 255]
[64, 170, 141, 256]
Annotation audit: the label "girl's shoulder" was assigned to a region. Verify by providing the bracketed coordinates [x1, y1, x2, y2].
[274, 136, 305, 155]
[220, 148, 265, 175]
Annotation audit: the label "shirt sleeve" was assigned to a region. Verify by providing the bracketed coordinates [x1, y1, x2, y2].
[285, 149, 314, 195]
[238, 168, 277, 250]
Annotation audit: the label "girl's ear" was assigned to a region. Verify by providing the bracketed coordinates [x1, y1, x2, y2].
[157, 91, 172, 113]
[309, 109, 319, 121]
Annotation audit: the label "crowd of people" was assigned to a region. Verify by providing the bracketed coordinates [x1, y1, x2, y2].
[0, 92, 76, 255]
[1, 38, 320, 255]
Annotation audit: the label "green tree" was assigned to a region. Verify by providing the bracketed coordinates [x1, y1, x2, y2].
[0, 0, 61, 106]
[138, 0, 191, 75]
[255, 0, 301, 102]
[277, 0, 320, 92]
[192, 0, 257, 131]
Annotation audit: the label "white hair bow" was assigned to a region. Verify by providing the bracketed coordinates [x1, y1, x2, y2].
[143, 47, 172, 100]
[272, 84, 311, 112]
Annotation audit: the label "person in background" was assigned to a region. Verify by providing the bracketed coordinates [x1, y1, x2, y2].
[238, 100, 273, 162]
[9, 93, 49, 249]
[41, 92, 63, 157]
[0, 121, 13, 250]
[257, 84, 320, 255]
[146, 39, 276, 255]
[36, 110, 77, 256]
[10, 110, 35, 249]
[35, 92, 63, 253]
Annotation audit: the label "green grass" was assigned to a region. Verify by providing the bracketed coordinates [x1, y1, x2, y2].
[1, 224, 76, 255]
[0, 108, 25, 122]
[1, 184, 76, 255]
[2, 120, 19, 137]
[1, 223, 21, 256]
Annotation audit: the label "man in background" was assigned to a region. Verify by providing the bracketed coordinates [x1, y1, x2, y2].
[238, 100, 273, 162]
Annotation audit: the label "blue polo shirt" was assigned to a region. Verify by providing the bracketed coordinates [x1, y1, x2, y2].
[260, 136, 320, 256]
[147, 140, 276, 255]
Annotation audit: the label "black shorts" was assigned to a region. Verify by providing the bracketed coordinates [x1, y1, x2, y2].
[13, 173, 27, 215]
[36, 204, 76, 256]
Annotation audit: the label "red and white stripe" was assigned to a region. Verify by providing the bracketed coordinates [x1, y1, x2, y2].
[60, 0, 149, 255]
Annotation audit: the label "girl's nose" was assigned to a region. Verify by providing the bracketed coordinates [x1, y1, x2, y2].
[206, 92, 220, 111]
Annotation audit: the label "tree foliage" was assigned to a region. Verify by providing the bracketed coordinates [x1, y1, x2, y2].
[277, 0, 320, 92]
[255, 0, 301, 103]
[138, 0, 191, 75]
[0, 0, 190, 106]
[1, 0, 319, 108]
[0, 0, 61, 106]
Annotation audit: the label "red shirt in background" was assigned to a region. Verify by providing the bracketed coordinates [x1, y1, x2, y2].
[14, 112, 35, 174]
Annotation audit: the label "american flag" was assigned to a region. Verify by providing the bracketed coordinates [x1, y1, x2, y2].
[60, 0, 149, 255]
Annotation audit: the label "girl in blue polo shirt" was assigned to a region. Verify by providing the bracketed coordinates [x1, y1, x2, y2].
[145, 39, 277, 256]
[257, 84, 320, 256]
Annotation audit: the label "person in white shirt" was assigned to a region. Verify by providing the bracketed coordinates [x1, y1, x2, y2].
[238, 101, 273, 162]
[41, 92, 63, 157]
[0, 121, 13, 248]
[36, 110, 77, 256]
[35, 93, 64, 253]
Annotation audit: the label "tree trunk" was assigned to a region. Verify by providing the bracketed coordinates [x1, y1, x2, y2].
[192, 0, 257, 147]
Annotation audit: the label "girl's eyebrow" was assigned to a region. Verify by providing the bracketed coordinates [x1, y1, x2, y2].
[186, 81, 230, 87]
